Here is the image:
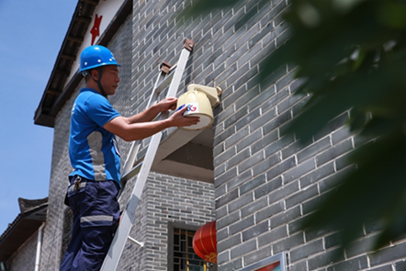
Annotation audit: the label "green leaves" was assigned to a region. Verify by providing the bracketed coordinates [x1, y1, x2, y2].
[378, 1, 406, 29]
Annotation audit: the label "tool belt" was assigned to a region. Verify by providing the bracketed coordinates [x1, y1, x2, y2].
[64, 176, 87, 206]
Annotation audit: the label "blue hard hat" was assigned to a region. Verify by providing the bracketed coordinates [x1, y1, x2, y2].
[79, 45, 121, 73]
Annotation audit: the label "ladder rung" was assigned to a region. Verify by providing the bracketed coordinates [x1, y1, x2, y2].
[154, 68, 176, 95]
[127, 236, 145, 247]
[121, 161, 142, 184]
[169, 62, 177, 72]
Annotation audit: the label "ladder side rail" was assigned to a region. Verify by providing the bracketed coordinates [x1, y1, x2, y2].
[101, 133, 163, 271]
[121, 161, 142, 183]
[120, 59, 185, 181]
[121, 47, 191, 213]
[166, 47, 191, 99]
[154, 69, 175, 96]
[122, 70, 167, 175]
[120, 47, 192, 211]
[121, 58, 184, 176]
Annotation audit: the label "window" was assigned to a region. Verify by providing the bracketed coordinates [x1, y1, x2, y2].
[168, 222, 217, 271]
[239, 252, 286, 271]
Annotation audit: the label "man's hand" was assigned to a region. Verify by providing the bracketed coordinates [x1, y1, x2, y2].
[156, 97, 178, 112]
[168, 106, 200, 127]
[104, 104, 200, 142]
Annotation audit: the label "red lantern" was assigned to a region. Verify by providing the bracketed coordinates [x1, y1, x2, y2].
[193, 220, 217, 263]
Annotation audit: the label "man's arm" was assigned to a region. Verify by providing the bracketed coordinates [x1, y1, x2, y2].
[103, 106, 199, 142]
[124, 97, 178, 124]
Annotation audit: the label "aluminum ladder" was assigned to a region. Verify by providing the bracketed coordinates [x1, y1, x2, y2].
[100, 38, 194, 270]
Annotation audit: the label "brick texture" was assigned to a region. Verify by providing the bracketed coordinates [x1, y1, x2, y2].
[117, 173, 215, 270]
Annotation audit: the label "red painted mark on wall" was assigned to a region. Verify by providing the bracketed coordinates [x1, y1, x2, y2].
[90, 14, 103, 45]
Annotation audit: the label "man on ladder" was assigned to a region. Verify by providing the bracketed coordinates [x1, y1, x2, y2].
[60, 45, 199, 271]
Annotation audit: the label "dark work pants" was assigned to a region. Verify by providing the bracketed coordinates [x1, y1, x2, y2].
[60, 176, 120, 271]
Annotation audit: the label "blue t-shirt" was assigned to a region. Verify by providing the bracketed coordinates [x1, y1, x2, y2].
[69, 88, 121, 186]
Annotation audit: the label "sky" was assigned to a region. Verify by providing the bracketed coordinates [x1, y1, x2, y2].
[0, 1, 77, 234]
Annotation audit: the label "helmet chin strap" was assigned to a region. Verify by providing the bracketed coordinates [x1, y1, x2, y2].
[91, 67, 108, 97]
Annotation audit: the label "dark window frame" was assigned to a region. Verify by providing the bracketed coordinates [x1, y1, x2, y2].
[168, 222, 217, 271]
[240, 252, 287, 271]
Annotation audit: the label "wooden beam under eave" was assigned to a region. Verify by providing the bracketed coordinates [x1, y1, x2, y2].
[80, 0, 99, 5]
[60, 54, 76, 61]
[67, 35, 83, 43]
[40, 106, 52, 113]
[74, 16, 91, 24]
[55, 68, 70, 78]
[46, 89, 61, 96]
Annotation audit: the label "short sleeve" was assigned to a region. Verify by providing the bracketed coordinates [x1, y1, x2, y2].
[85, 94, 121, 127]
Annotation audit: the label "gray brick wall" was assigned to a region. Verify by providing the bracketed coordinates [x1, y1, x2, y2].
[117, 173, 215, 271]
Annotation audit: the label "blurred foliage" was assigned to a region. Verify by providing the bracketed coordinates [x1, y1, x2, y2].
[187, 0, 406, 257]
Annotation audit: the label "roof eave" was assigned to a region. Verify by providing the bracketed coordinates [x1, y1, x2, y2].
[34, 0, 132, 128]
